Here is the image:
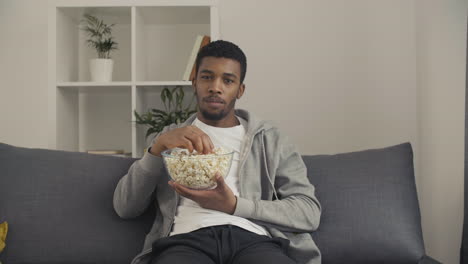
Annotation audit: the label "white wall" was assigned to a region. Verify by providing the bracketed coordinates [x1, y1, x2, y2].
[222, 0, 419, 156]
[0, 0, 49, 148]
[416, 0, 467, 263]
[0, 0, 466, 263]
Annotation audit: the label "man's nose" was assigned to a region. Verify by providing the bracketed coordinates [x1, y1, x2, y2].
[208, 78, 223, 94]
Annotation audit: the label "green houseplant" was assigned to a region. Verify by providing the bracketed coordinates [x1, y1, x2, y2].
[134, 86, 197, 139]
[80, 14, 118, 82]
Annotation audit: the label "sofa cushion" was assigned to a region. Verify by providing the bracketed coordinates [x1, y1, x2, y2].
[0, 143, 154, 264]
[303, 142, 425, 264]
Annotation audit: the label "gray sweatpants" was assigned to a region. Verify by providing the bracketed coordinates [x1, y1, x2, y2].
[150, 225, 296, 264]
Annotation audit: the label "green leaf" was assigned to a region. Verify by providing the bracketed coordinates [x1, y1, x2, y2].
[161, 89, 167, 104]
[175, 86, 184, 110]
[146, 128, 156, 139]
[166, 89, 173, 109]
[151, 109, 168, 116]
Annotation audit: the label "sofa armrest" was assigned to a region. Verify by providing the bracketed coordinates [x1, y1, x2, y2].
[418, 255, 442, 264]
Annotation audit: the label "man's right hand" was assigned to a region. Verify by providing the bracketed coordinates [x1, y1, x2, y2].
[149, 125, 214, 157]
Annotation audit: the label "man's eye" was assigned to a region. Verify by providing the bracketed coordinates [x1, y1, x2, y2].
[225, 79, 234, 84]
[201, 75, 211, 80]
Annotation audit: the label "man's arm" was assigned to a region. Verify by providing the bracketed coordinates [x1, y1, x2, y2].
[233, 134, 321, 233]
[113, 145, 165, 219]
[113, 125, 171, 219]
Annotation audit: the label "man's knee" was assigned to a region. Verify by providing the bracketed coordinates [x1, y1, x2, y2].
[231, 243, 296, 264]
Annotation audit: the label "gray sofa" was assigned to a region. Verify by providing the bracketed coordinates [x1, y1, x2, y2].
[0, 142, 441, 264]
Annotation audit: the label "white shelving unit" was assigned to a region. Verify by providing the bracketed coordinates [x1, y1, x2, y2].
[48, 0, 219, 158]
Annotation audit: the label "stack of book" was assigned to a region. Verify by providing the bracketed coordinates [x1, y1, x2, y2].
[87, 150, 132, 158]
[182, 35, 211, 81]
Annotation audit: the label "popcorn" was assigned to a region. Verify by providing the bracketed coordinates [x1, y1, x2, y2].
[162, 147, 233, 189]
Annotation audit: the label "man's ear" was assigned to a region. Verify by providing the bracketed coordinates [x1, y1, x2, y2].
[192, 77, 197, 93]
[237, 83, 245, 99]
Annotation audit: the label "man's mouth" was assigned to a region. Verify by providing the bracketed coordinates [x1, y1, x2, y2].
[204, 97, 225, 106]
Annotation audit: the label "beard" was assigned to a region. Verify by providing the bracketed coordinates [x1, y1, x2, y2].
[195, 89, 237, 121]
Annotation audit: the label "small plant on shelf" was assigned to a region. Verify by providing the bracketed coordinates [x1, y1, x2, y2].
[80, 14, 118, 82]
[134, 86, 198, 139]
[81, 14, 118, 58]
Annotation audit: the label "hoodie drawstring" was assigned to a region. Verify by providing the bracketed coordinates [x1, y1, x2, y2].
[261, 130, 279, 200]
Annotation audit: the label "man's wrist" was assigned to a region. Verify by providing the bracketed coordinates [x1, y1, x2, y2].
[228, 196, 238, 215]
[148, 146, 162, 157]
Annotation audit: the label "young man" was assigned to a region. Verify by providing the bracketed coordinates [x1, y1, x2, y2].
[113, 40, 321, 264]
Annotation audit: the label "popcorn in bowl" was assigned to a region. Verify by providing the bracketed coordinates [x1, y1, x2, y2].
[161, 147, 234, 190]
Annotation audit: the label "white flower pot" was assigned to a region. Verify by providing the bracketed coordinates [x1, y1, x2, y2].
[89, 58, 114, 82]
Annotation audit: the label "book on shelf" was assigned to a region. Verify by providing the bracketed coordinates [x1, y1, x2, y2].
[109, 153, 133, 158]
[87, 149, 131, 157]
[182, 35, 211, 81]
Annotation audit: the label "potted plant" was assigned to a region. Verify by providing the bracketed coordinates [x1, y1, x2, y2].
[80, 14, 118, 82]
[134, 86, 197, 140]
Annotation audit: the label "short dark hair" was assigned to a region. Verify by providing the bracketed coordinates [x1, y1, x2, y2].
[195, 40, 247, 83]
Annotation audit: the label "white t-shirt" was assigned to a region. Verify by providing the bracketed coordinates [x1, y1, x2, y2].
[169, 116, 270, 237]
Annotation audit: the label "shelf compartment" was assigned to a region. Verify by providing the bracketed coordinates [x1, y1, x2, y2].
[57, 86, 132, 154]
[134, 6, 210, 82]
[56, 7, 131, 82]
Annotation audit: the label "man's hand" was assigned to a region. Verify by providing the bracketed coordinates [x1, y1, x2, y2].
[150, 125, 214, 157]
[168, 173, 237, 215]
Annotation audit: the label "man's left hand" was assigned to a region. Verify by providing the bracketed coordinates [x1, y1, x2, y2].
[168, 173, 237, 215]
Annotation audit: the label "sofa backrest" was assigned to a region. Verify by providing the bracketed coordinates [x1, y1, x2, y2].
[0, 143, 154, 264]
[304, 142, 425, 263]
[0, 142, 425, 264]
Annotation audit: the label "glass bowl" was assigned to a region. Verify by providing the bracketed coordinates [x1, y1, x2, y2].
[161, 147, 234, 190]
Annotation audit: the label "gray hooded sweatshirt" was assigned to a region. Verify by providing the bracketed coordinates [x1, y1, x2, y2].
[113, 109, 322, 264]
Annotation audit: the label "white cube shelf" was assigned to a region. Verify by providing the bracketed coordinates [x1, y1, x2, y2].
[48, 0, 219, 158]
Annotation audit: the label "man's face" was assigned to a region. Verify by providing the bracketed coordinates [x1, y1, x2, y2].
[192, 56, 245, 121]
